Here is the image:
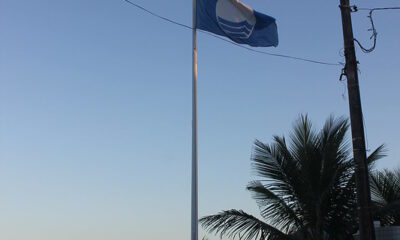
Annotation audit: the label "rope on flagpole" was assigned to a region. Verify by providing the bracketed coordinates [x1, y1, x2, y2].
[123, 0, 341, 66]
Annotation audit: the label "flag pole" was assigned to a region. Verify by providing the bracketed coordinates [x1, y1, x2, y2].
[191, 1, 198, 240]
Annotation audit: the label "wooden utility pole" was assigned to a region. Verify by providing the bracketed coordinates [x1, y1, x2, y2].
[339, 1, 376, 239]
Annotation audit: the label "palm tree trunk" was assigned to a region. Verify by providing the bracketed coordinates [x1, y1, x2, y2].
[315, 204, 322, 240]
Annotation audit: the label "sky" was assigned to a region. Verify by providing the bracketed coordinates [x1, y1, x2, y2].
[0, 0, 399, 240]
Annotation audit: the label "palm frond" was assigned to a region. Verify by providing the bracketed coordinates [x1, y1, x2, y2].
[199, 210, 292, 240]
[366, 144, 387, 168]
[247, 181, 304, 233]
[317, 117, 353, 204]
[289, 115, 320, 167]
[347, 144, 387, 191]
[370, 168, 400, 225]
[252, 139, 299, 198]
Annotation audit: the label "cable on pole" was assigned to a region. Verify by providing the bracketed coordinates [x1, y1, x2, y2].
[351, 6, 400, 53]
[354, 9, 377, 53]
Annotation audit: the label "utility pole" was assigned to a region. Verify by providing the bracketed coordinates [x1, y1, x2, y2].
[339, 1, 376, 240]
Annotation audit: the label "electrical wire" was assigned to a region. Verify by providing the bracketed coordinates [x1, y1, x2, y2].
[352, 7, 400, 53]
[123, 0, 191, 30]
[123, 0, 341, 66]
[357, 7, 400, 11]
[198, 30, 341, 66]
[354, 9, 377, 53]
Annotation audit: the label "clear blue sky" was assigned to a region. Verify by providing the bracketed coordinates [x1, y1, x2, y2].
[1, 0, 399, 239]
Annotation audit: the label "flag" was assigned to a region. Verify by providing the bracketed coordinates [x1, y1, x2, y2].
[196, 0, 278, 47]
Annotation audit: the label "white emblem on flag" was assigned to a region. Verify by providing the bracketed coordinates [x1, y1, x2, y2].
[216, 0, 256, 39]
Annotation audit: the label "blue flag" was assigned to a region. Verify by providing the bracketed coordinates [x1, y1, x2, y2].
[196, 0, 278, 47]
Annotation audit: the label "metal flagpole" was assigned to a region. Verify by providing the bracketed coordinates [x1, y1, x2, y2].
[191, 1, 198, 240]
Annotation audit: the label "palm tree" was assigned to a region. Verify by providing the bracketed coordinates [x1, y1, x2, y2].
[200, 115, 385, 240]
[370, 168, 400, 226]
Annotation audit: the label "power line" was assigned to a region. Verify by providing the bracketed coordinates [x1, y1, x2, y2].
[123, 0, 191, 30]
[198, 30, 340, 66]
[123, 0, 341, 66]
[357, 7, 400, 11]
